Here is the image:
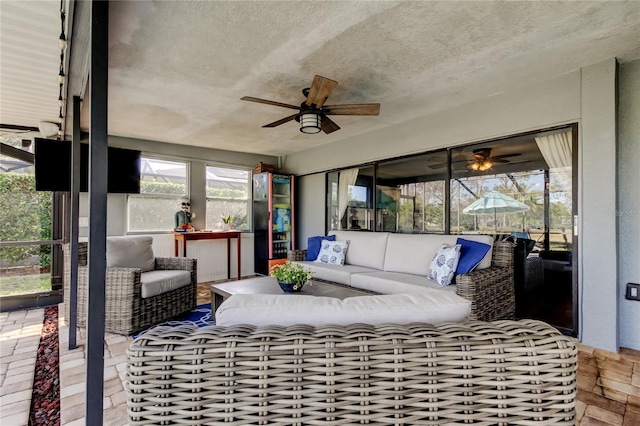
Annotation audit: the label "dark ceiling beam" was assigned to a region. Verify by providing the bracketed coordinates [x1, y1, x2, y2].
[0, 142, 35, 164]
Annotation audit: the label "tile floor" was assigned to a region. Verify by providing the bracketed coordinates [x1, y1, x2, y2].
[0, 282, 638, 425]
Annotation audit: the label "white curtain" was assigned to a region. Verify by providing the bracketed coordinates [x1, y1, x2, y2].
[338, 168, 359, 229]
[535, 131, 572, 169]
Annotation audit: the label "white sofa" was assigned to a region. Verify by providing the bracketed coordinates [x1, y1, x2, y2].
[290, 230, 515, 321]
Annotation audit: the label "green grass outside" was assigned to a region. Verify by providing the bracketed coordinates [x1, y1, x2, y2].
[0, 274, 52, 296]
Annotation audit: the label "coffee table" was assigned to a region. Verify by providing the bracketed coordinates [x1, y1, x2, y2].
[210, 276, 378, 315]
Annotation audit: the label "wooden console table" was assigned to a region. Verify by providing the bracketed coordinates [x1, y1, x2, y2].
[174, 231, 241, 280]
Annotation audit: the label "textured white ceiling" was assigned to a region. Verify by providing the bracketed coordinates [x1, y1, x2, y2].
[3, 1, 640, 157]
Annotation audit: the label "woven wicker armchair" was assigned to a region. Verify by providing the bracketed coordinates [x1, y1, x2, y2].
[63, 242, 197, 335]
[127, 319, 577, 425]
[289, 240, 515, 322]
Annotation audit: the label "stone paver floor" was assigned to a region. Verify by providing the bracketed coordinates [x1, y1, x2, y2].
[0, 308, 44, 425]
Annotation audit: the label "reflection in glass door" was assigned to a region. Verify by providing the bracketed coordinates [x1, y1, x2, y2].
[398, 196, 415, 233]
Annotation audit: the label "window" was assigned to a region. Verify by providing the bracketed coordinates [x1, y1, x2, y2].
[127, 158, 188, 232]
[205, 165, 250, 231]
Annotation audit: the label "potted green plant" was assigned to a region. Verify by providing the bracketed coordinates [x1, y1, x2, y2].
[221, 214, 233, 230]
[269, 261, 312, 292]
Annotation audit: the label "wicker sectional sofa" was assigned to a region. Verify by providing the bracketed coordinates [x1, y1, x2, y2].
[126, 319, 577, 425]
[289, 231, 515, 321]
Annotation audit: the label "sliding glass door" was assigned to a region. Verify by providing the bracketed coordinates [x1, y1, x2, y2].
[324, 125, 578, 335]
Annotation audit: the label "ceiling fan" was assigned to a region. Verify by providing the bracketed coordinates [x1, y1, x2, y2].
[241, 75, 380, 134]
[427, 147, 522, 171]
[467, 148, 521, 171]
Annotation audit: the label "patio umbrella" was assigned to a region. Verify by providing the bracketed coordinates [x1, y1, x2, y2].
[463, 190, 530, 231]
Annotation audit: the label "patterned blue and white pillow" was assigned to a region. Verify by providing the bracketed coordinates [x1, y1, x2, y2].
[314, 240, 350, 265]
[428, 243, 462, 286]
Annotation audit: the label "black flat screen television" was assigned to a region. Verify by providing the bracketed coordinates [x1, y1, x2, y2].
[34, 138, 141, 193]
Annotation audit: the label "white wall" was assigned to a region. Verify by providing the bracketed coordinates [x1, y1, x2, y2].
[580, 60, 619, 351]
[109, 136, 277, 168]
[152, 233, 255, 282]
[285, 59, 632, 352]
[295, 173, 326, 248]
[78, 193, 127, 237]
[618, 59, 640, 350]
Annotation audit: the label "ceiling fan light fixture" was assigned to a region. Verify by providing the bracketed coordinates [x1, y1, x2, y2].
[299, 113, 321, 134]
[479, 161, 492, 171]
[470, 160, 493, 171]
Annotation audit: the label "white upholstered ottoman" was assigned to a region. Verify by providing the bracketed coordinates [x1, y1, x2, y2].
[215, 290, 470, 326]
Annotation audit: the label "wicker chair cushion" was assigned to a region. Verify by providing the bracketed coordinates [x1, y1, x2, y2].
[215, 292, 470, 326]
[350, 270, 458, 294]
[140, 270, 192, 299]
[106, 236, 155, 272]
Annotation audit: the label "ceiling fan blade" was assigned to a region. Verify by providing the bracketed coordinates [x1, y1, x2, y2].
[241, 96, 299, 110]
[492, 158, 511, 163]
[472, 154, 487, 161]
[305, 75, 338, 108]
[262, 114, 298, 128]
[321, 116, 340, 134]
[491, 153, 522, 160]
[323, 103, 380, 116]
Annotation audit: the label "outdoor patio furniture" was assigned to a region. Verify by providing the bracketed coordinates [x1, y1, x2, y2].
[127, 319, 577, 425]
[62, 237, 197, 335]
[289, 232, 515, 321]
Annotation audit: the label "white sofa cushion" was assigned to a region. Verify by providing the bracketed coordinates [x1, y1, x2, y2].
[215, 291, 470, 326]
[140, 270, 192, 299]
[293, 261, 378, 285]
[329, 231, 389, 270]
[383, 233, 494, 276]
[106, 236, 155, 272]
[350, 271, 457, 294]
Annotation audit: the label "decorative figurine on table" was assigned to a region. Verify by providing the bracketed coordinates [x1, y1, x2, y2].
[174, 201, 195, 231]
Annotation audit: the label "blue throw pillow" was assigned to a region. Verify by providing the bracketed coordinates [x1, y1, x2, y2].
[455, 238, 491, 274]
[306, 235, 336, 261]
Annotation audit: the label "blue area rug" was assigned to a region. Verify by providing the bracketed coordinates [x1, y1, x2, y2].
[134, 303, 214, 338]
